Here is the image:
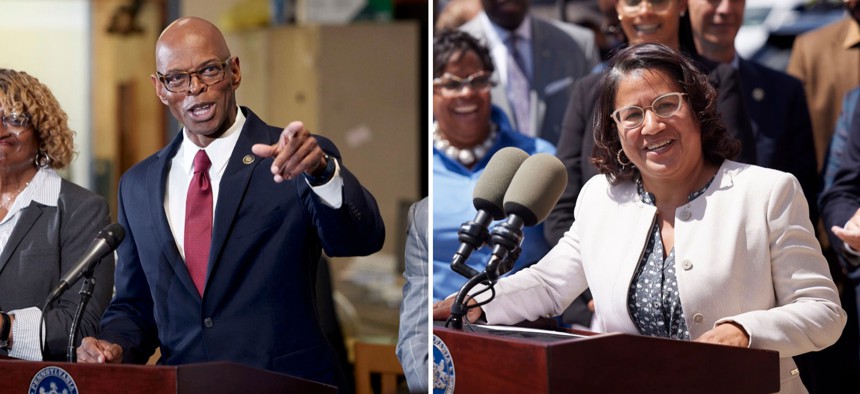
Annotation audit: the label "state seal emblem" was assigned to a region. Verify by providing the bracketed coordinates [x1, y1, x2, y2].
[28, 366, 78, 394]
[432, 334, 455, 394]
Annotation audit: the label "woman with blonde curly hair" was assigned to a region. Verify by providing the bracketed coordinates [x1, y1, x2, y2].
[0, 68, 114, 361]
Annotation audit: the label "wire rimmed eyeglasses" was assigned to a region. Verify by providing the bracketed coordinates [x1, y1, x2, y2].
[0, 112, 31, 135]
[156, 57, 233, 93]
[433, 72, 494, 97]
[611, 92, 688, 129]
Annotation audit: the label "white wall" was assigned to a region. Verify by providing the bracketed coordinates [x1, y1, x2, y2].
[0, 0, 91, 188]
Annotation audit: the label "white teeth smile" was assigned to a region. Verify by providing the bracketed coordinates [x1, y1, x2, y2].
[191, 104, 212, 116]
[453, 104, 478, 114]
[635, 24, 660, 34]
[647, 140, 672, 151]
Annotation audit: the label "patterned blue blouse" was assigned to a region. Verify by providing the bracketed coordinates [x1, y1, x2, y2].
[627, 176, 714, 340]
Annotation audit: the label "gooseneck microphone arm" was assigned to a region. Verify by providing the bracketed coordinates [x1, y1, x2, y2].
[67, 276, 97, 362]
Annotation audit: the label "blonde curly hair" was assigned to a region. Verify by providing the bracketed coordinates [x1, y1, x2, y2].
[0, 69, 75, 169]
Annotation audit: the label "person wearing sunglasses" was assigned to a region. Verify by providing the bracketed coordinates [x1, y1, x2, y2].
[434, 43, 846, 394]
[0, 69, 113, 361]
[75, 17, 384, 391]
[432, 30, 554, 302]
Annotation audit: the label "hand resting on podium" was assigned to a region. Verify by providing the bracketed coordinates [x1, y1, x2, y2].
[77, 337, 123, 364]
[433, 297, 482, 325]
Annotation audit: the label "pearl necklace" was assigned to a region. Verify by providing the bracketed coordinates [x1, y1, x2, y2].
[433, 121, 498, 167]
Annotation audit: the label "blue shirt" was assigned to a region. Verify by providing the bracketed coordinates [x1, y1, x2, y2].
[433, 106, 556, 301]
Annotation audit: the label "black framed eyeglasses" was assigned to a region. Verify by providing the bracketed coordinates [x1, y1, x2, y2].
[0, 112, 30, 135]
[611, 92, 688, 129]
[433, 72, 494, 97]
[156, 57, 233, 93]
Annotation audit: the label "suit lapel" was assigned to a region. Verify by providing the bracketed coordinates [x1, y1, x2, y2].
[530, 19, 551, 134]
[0, 203, 44, 277]
[206, 108, 270, 286]
[148, 133, 200, 298]
[738, 60, 761, 117]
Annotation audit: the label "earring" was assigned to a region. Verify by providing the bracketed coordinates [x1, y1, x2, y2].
[34, 150, 51, 168]
[616, 149, 631, 167]
[617, 14, 622, 21]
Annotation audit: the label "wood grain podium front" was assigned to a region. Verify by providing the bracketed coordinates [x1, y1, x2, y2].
[0, 358, 335, 393]
[433, 323, 780, 393]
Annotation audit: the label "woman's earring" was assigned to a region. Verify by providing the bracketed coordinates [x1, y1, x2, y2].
[34, 150, 51, 168]
[617, 148, 631, 167]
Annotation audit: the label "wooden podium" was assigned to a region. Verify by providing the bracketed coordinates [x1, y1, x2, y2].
[434, 323, 780, 393]
[0, 358, 335, 393]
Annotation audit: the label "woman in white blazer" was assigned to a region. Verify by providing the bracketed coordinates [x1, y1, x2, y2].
[434, 43, 846, 394]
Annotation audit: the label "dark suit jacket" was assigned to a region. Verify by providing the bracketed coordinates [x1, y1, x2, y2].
[545, 60, 757, 244]
[0, 177, 113, 360]
[821, 96, 860, 271]
[98, 107, 385, 388]
[738, 58, 819, 223]
[460, 14, 598, 145]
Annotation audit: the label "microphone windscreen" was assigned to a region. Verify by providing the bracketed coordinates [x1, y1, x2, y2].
[503, 153, 568, 226]
[473, 147, 529, 220]
[98, 223, 126, 249]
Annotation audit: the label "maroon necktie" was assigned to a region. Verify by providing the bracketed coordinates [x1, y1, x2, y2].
[185, 150, 212, 296]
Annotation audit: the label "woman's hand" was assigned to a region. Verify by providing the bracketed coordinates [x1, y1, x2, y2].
[433, 297, 484, 323]
[694, 322, 750, 348]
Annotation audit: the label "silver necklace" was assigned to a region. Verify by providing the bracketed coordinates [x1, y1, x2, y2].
[0, 181, 30, 211]
[433, 121, 498, 167]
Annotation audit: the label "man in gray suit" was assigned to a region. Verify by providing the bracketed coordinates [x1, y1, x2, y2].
[396, 197, 428, 393]
[459, 0, 598, 145]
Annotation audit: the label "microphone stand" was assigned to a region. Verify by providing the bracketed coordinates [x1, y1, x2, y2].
[66, 273, 96, 362]
[447, 271, 489, 330]
[448, 216, 525, 330]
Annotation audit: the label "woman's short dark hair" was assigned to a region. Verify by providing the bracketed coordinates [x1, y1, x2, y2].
[433, 30, 495, 78]
[592, 42, 740, 183]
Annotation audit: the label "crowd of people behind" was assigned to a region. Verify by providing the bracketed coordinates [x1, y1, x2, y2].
[432, 0, 860, 393]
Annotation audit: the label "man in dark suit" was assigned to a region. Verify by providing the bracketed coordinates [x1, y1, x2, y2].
[76, 17, 385, 391]
[459, 0, 599, 145]
[819, 96, 860, 394]
[687, 0, 818, 215]
[688, 1, 849, 392]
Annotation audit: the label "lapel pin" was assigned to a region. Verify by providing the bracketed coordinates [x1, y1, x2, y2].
[243, 155, 255, 165]
[752, 88, 765, 102]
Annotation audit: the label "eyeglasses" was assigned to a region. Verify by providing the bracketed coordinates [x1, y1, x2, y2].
[156, 57, 232, 93]
[0, 112, 30, 135]
[611, 92, 687, 129]
[433, 72, 494, 97]
[619, 0, 674, 14]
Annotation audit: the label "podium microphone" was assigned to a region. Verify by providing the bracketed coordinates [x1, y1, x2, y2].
[449, 153, 567, 329]
[44, 223, 125, 307]
[450, 147, 528, 279]
[486, 153, 568, 281]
